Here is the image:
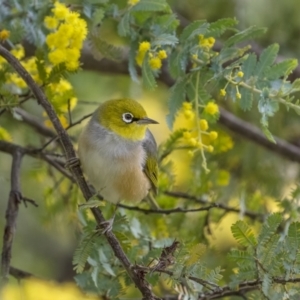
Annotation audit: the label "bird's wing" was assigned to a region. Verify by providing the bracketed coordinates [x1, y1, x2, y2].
[142, 129, 158, 196]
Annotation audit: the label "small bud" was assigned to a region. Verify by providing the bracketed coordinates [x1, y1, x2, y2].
[220, 89, 226, 97]
[209, 131, 218, 141]
[199, 119, 208, 131]
[237, 71, 244, 78]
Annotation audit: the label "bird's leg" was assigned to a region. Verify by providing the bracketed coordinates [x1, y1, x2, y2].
[99, 203, 119, 234]
[65, 157, 80, 170]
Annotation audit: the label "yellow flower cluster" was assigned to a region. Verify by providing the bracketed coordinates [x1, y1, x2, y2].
[0, 44, 42, 91]
[128, 0, 140, 6]
[0, 29, 10, 41]
[180, 102, 219, 155]
[135, 41, 168, 70]
[1, 278, 98, 300]
[45, 2, 87, 71]
[44, 78, 78, 128]
[198, 35, 215, 49]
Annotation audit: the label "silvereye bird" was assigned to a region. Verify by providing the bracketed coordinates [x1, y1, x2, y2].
[78, 98, 159, 218]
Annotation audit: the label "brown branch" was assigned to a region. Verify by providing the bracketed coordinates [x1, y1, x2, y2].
[219, 107, 300, 163]
[13, 107, 57, 138]
[0, 44, 159, 299]
[119, 203, 218, 214]
[9, 266, 34, 280]
[137, 262, 300, 300]
[0, 140, 75, 183]
[164, 191, 264, 221]
[1, 148, 23, 283]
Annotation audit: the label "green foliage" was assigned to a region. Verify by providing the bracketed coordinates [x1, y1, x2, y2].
[89, 34, 123, 62]
[166, 78, 186, 128]
[229, 215, 300, 298]
[141, 55, 157, 89]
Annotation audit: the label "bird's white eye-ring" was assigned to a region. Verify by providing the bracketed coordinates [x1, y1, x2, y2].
[122, 112, 134, 123]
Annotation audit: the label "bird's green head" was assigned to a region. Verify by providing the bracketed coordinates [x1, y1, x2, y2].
[97, 98, 158, 141]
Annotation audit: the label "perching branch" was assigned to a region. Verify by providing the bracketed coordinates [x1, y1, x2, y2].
[1, 148, 23, 283]
[0, 44, 159, 300]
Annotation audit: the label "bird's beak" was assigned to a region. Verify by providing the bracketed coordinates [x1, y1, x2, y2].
[136, 117, 159, 125]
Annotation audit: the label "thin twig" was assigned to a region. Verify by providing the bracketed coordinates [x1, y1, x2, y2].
[14, 107, 56, 138]
[9, 266, 34, 280]
[38, 112, 93, 151]
[119, 204, 219, 214]
[0, 140, 75, 183]
[1, 148, 23, 283]
[164, 191, 265, 221]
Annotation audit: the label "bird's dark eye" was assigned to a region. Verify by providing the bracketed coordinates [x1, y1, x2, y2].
[122, 112, 134, 123]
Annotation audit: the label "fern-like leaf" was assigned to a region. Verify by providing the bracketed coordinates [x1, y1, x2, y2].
[73, 231, 98, 273]
[255, 44, 279, 78]
[231, 220, 257, 247]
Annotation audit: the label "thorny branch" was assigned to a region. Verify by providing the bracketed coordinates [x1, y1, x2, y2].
[0, 44, 160, 300]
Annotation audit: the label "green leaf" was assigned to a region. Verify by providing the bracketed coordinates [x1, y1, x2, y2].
[179, 20, 208, 42]
[92, 8, 105, 27]
[131, 0, 168, 12]
[224, 26, 267, 47]
[47, 63, 68, 83]
[168, 49, 187, 78]
[78, 200, 105, 210]
[128, 43, 139, 83]
[231, 220, 257, 247]
[265, 59, 298, 80]
[228, 249, 254, 265]
[208, 18, 238, 37]
[242, 53, 257, 79]
[154, 14, 179, 32]
[152, 33, 178, 47]
[166, 78, 186, 129]
[258, 98, 279, 118]
[258, 213, 282, 246]
[239, 87, 254, 111]
[89, 35, 123, 62]
[118, 11, 131, 37]
[287, 222, 300, 251]
[255, 44, 279, 78]
[73, 231, 98, 273]
[35, 55, 47, 82]
[262, 273, 272, 296]
[290, 78, 300, 93]
[142, 57, 156, 90]
[261, 125, 276, 143]
[217, 46, 249, 65]
[206, 266, 223, 284]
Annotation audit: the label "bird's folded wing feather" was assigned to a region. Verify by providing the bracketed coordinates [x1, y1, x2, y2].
[142, 129, 158, 196]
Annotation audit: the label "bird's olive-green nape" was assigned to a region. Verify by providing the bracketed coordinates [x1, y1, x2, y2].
[98, 98, 152, 141]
